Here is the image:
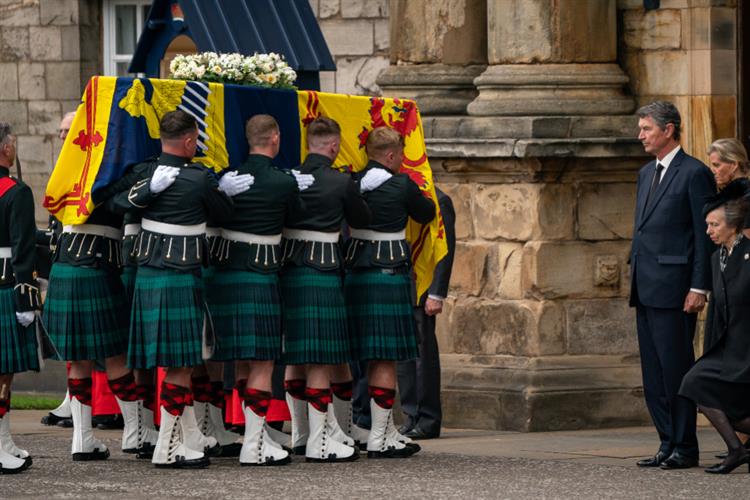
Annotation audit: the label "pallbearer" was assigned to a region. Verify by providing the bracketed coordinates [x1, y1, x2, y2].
[344, 127, 435, 458]
[0, 123, 39, 474]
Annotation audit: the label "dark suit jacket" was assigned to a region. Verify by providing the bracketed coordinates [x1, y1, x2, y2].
[629, 148, 715, 309]
[421, 187, 456, 305]
[704, 236, 750, 382]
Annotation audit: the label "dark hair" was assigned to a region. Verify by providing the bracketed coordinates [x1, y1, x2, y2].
[307, 116, 340, 140]
[245, 114, 279, 148]
[160, 110, 197, 140]
[637, 101, 681, 140]
[723, 198, 749, 232]
[0, 122, 12, 146]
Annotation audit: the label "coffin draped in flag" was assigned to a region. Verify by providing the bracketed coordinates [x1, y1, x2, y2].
[44, 76, 447, 300]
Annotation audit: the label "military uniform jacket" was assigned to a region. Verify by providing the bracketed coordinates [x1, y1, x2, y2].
[345, 161, 435, 270]
[0, 166, 41, 311]
[216, 154, 301, 273]
[283, 153, 371, 271]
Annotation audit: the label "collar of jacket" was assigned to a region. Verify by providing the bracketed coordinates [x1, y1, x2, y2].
[301, 153, 333, 173]
[0, 166, 8, 178]
[245, 153, 274, 168]
[158, 152, 192, 166]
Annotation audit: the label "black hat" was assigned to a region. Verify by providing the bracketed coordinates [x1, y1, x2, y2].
[702, 178, 750, 217]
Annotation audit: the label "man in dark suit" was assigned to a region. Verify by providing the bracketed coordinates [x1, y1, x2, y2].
[630, 101, 715, 469]
[397, 187, 455, 439]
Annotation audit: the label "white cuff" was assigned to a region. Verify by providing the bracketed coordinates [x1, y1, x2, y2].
[427, 294, 444, 302]
[689, 288, 707, 295]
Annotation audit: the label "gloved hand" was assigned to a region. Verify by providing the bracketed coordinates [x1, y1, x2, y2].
[360, 168, 392, 193]
[149, 165, 180, 194]
[219, 171, 255, 196]
[15, 311, 35, 328]
[291, 170, 315, 191]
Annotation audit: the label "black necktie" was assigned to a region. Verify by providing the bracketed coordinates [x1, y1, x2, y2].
[645, 162, 664, 207]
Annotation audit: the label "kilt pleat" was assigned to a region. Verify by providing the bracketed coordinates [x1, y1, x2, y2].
[43, 263, 129, 361]
[209, 270, 282, 361]
[128, 266, 206, 369]
[0, 287, 39, 374]
[121, 265, 137, 307]
[344, 270, 418, 361]
[280, 266, 351, 365]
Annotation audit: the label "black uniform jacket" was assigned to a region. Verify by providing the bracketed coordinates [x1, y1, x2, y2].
[0, 166, 41, 311]
[346, 161, 435, 270]
[217, 154, 301, 273]
[283, 153, 371, 271]
[704, 236, 750, 382]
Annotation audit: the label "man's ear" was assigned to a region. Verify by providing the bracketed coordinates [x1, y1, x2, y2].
[664, 122, 675, 139]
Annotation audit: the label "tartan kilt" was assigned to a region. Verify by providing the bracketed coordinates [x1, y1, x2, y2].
[128, 266, 207, 369]
[210, 270, 282, 361]
[43, 263, 129, 361]
[280, 266, 351, 365]
[344, 269, 418, 361]
[121, 265, 137, 307]
[0, 287, 39, 374]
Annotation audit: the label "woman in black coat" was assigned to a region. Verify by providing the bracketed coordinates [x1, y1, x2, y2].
[679, 185, 750, 474]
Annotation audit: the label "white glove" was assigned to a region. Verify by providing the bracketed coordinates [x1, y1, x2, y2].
[360, 168, 392, 193]
[149, 165, 180, 194]
[16, 311, 35, 328]
[219, 171, 255, 196]
[292, 169, 315, 191]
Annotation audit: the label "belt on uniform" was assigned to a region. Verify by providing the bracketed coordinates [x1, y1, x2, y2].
[141, 218, 206, 236]
[63, 224, 122, 241]
[221, 229, 282, 245]
[123, 223, 141, 237]
[282, 228, 339, 243]
[0, 247, 11, 258]
[349, 228, 406, 241]
[205, 227, 221, 238]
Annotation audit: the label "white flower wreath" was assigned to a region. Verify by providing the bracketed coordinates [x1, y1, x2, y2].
[169, 51, 297, 89]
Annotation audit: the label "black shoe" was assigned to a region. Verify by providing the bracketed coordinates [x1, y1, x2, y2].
[398, 419, 416, 436]
[305, 452, 359, 463]
[136, 444, 156, 459]
[367, 445, 419, 459]
[217, 442, 243, 458]
[715, 438, 750, 459]
[0, 456, 32, 474]
[241, 455, 292, 467]
[41, 413, 70, 426]
[56, 418, 73, 428]
[636, 450, 670, 467]
[94, 414, 124, 430]
[154, 455, 210, 469]
[705, 449, 750, 474]
[293, 445, 306, 456]
[404, 426, 440, 440]
[72, 448, 110, 461]
[659, 451, 699, 470]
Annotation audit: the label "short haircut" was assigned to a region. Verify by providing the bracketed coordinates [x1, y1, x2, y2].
[366, 127, 404, 157]
[722, 198, 749, 232]
[306, 116, 340, 148]
[708, 138, 750, 175]
[0, 122, 12, 146]
[245, 114, 279, 148]
[160, 110, 197, 140]
[637, 101, 681, 140]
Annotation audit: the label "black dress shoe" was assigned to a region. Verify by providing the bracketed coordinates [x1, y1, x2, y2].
[94, 414, 124, 430]
[715, 438, 750, 459]
[41, 413, 70, 426]
[636, 450, 670, 467]
[56, 418, 73, 428]
[398, 419, 416, 436]
[706, 448, 750, 474]
[404, 426, 439, 440]
[659, 452, 699, 470]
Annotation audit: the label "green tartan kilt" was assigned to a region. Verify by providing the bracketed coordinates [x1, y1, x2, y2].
[128, 266, 207, 369]
[121, 265, 137, 307]
[209, 270, 281, 361]
[43, 263, 129, 361]
[280, 266, 351, 365]
[344, 269, 418, 361]
[0, 287, 39, 374]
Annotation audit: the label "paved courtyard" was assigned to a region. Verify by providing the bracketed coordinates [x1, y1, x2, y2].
[4, 410, 749, 499]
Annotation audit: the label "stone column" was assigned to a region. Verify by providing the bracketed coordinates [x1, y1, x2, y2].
[468, 0, 633, 116]
[376, 0, 487, 115]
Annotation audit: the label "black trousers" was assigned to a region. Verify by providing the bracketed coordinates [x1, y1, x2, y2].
[636, 301, 699, 457]
[396, 306, 442, 434]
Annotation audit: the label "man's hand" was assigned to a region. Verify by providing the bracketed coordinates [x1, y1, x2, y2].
[424, 297, 443, 316]
[219, 171, 254, 196]
[291, 170, 315, 191]
[683, 291, 706, 314]
[149, 165, 180, 194]
[15, 311, 35, 327]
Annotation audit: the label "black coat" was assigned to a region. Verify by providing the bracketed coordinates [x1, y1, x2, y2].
[704, 236, 750, 382]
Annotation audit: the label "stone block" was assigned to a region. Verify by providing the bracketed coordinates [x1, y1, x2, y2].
[1, 26, 29, 61]
[622, 9, 681, 50]
[44, 62, 81, 100]
[710, 7, 736, 50]
[522, 240, 631, 299]
[341, 0, 388, 18]
[374, 18, 389, 51]
[436, 182, 473, 239]
[307, 0, 319, 17]
[623, 50, 689, 96]
[320, 19, 373, 56]
[18, 62, 45, 100]
[355, 56, 389, 95]
[577, 183, 636, 240]
[451, 242, 491, 296]
[494, 242, 524, 299]
[319, 70, 335, 93]
[17, 135, 53, 174]
[60, 25, 80, 61]
[29, 26, 62, 61]
[28, 100, 60, 135]
[0, 1, 40, 26]
[0, 62, 18, 100]
[564, 299, 637, 355]
[0, 101, 27, 134]
[333, 57, 366, 94]
[319, 0, 338, 18]
[537, 183, 576, 240]
[40, 0, 78, 25]
[617, 0, 688, 8]
[710, 95, 736, 139]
